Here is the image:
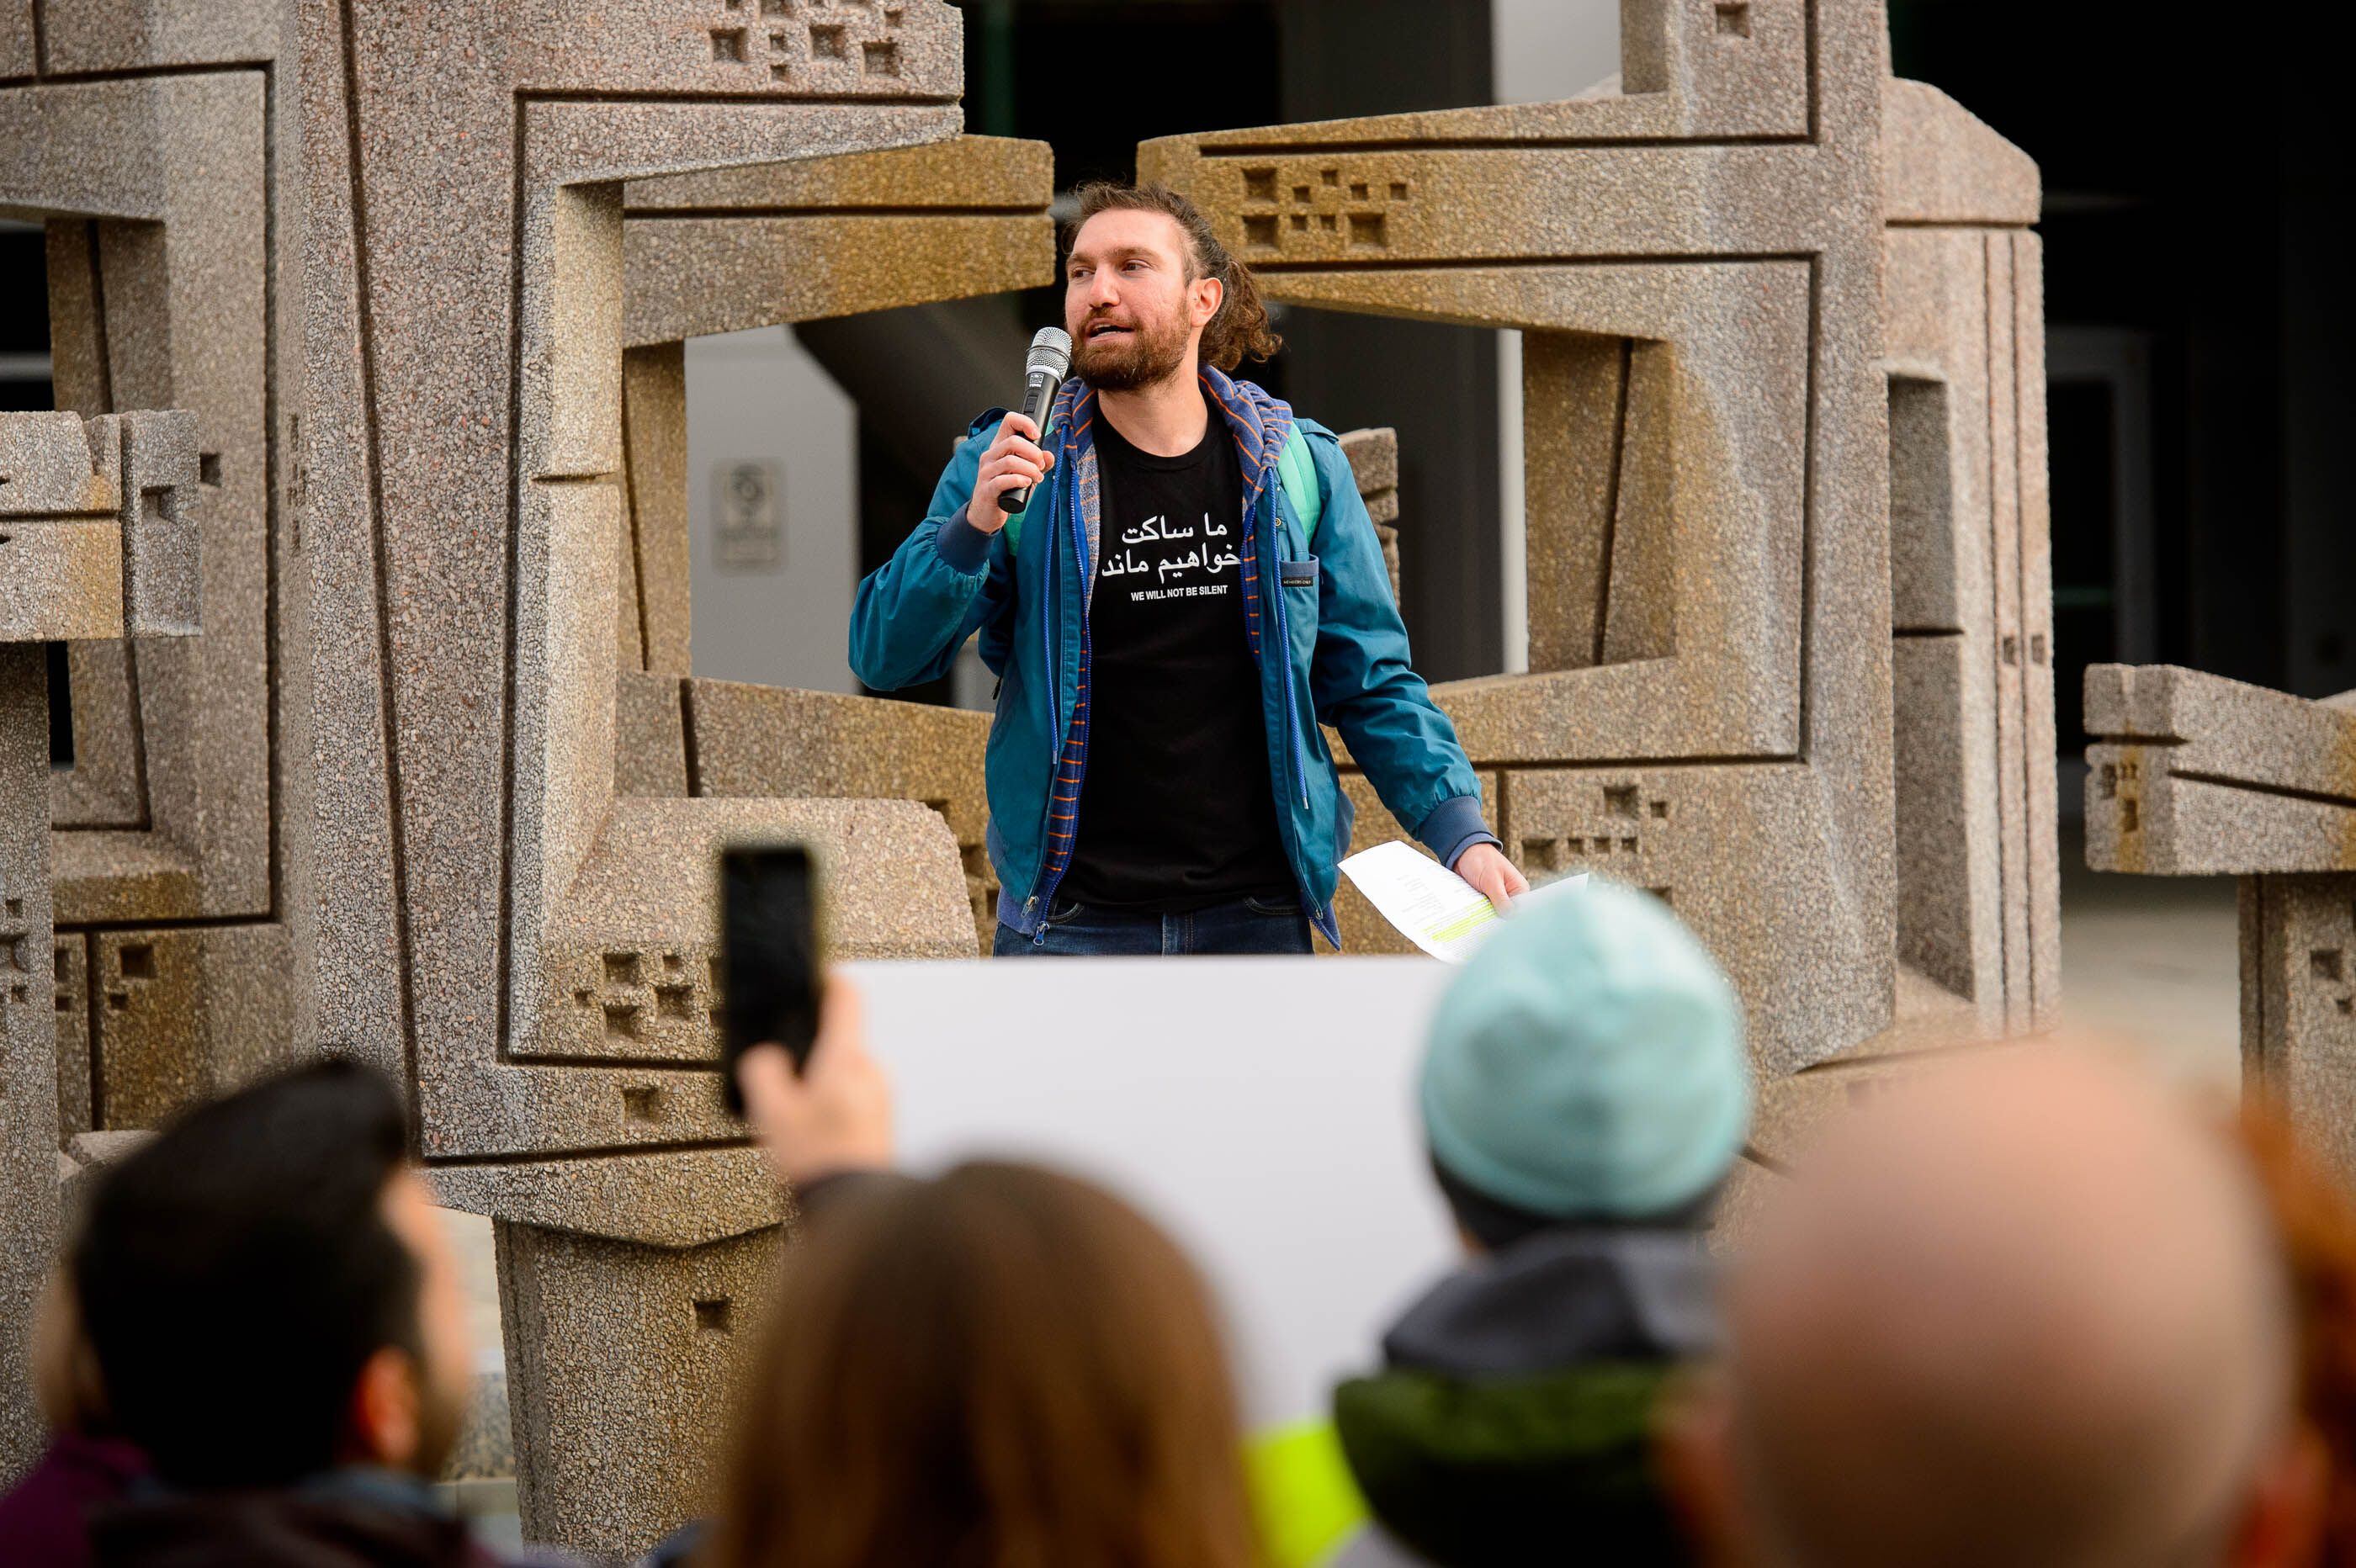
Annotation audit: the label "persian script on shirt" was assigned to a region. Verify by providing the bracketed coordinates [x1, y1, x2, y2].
[1100, 511, 1240, 601]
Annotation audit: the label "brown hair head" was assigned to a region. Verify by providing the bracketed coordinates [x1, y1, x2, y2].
[1067, 180, 1283, 373]
[702, 1161, 1255, 1568]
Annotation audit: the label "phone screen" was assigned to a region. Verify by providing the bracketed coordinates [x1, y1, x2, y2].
[719, 844, 820, 1115]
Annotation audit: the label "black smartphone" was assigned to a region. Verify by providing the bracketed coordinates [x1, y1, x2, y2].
[719, 844, 821, 1115]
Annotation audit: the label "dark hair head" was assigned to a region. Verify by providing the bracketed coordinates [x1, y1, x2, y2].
[1066, 180, 1282, 373]
[72, 1059, 419, 1487]
[1431, 1150, 1721, 1251]
[704, 1161, 1255, 1568]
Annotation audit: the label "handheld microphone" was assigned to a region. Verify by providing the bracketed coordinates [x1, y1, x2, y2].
[1000, 326, 1072, 514]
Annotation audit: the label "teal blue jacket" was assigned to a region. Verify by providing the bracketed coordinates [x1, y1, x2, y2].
[848, 366, 1492, 947]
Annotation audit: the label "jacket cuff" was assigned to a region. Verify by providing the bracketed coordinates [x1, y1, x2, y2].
[1441, 829, 1503, 872]
[933, 513, 995, 575]
[1413, 794, 1495, 870]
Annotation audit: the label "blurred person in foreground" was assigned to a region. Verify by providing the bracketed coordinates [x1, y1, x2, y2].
[2236, 1105, 2356, 1565]
[1255, 879, 1750, 1568]
[67, 1060, 563, 1568]
[671, 981, 1258, 1568]
[0, 1272, 146, 1565]
[1670, 1049, 2327, 1568]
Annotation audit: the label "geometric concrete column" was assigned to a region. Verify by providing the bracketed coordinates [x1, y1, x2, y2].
[0, 408, 200, 1480]
[492, 1224, 783, 1555]
[0, 638, 61, 1483]
[430, 1150, 785, 1558]
[2242, 874, 2356, 1162]
[2085, 663, 2356, 1175]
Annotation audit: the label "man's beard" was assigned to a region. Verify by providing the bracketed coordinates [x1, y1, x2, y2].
[1072, 307, 1191, 392]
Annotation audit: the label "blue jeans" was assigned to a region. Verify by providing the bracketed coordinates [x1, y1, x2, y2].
[993, 893, 1315, 956]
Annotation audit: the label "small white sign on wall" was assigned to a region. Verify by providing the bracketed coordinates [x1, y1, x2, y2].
[713, 458, 783, 575]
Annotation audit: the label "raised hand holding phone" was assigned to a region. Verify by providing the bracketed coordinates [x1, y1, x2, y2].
[735, 977, 894, 1189]
[719, 845, 893, 1185]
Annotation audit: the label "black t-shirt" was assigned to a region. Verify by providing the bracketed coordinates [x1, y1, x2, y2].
[1058, 396, 1295, 913]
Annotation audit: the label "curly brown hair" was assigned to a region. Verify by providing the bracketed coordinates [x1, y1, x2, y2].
[2237, 1103, 2356, 1563]
[1066, 180, 1282, 373]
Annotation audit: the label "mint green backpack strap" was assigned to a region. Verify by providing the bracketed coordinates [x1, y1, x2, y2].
[1275, 426, 1323, 550]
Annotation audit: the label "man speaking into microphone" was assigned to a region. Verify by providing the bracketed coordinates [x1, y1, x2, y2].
[850, 181, 1524, 956]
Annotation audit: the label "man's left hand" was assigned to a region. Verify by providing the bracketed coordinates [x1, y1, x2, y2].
[1454, 842, 1530, 914]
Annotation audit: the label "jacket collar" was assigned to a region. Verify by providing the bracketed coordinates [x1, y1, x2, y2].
[1196, 363, 1295, 515]
[1380, 1225, 1720, 1378]
[1059, 364, 1295, 506]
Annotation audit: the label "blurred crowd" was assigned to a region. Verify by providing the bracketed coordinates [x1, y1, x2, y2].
[6, 877, 2353, 1567]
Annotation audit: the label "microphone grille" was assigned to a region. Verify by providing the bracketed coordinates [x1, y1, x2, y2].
[1027, 326, 1073, 379]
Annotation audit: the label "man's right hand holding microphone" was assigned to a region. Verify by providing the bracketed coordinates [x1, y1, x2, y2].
[963, 411, 1056, 535]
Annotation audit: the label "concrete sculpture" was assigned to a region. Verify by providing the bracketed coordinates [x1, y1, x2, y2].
[1148, 0, 2056, 1069]
[4, 0, 1051, 1550]
[290, 8, 1053, 1550]
[0, 0, 2059, 1552]
[0, 408, 201, 1477]
[2083, 666, 2356, 1174]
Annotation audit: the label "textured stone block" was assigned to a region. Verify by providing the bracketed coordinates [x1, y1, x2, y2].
[687, 679, 997, 951]
[430, 1147, 786, 1248]
[37, 0, 280, 73]
[1881, 78, 2040, 226]
[0, 413, 127, 642]
[2087, 665, 2356, 876]
[2242, 875, 2356, 1174]
[117, 409, 202, 638]
[509, 0, 963, 98]
[1338, 426, 1401, 601]
[0, 645, 59, 1482]
[492, 1219, 781, 1558]
[2084, 665, 2356, 1183]
[0, 3, 30, 77]
[0, 408, 199, 648]
[1883, 215, 2057, 1035]
[529, 797, 974, 1067]
[54, 935, 90, 1142]
[614, 670, 689, 797]
[618, 347, 692, 676]
[91, 921, 294, 1131]
[611, 134, 1053, 697]
[19, 73, 274, 925]
[623, 135, 1055, 346]
[1498, 765, 1889, 1078]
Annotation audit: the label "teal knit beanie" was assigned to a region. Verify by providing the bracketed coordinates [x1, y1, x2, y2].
[1421, 878, 1750, 1221]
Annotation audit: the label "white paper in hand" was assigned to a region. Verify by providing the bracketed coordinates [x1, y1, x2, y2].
[1339, 840, 1587, 963]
